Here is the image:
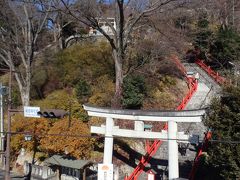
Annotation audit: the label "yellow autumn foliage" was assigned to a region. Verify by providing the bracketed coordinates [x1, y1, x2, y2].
[40, 118, 93, 158]
[11, 115, 50, 153]
[143, 76, 187, 110]
[88, 75, 115, 106]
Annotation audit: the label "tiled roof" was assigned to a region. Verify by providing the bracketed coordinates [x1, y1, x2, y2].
[44, 155, 93, 170]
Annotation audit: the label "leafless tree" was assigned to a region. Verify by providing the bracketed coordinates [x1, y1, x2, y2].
[59, 0, 186, 107]
[0, 1, 52, 106]
[198, 0, 240, 30]
[48, 2, 75, 50]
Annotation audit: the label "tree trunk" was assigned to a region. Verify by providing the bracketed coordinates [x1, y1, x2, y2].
[112, 49, 123, 108]
[20, 88, 30, 106]
[15, 73, 31, 106]
[14, 67, 31, 106]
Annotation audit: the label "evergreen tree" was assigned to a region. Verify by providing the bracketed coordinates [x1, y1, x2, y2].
[193, 12, 212, 60]
[197, 86, 240, 179]
[122, 75, 146, 109]
[210, 27, 240, 67]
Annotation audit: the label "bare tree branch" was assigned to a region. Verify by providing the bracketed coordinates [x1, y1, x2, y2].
[0, 1, 53, 105]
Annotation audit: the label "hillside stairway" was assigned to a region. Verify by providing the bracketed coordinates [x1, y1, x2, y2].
[183, 63, 221, 93]
[126, 60, 223, 180]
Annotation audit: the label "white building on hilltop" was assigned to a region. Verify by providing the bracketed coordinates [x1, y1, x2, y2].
[89, 18, 116, 36]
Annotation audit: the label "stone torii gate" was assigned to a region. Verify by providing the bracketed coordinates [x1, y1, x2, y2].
[83, 104, 205, 180]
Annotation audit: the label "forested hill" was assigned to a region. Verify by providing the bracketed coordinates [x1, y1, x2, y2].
[0, 1, 240, 178]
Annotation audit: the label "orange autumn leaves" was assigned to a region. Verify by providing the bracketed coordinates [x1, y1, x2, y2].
[11, 116, 93, 159]
[40, 119, 93, 158]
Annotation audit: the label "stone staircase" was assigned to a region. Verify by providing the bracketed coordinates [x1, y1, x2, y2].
[182, 63, 221, 140]
[137, 63, 221, 180]
[183, 63, 221, 93]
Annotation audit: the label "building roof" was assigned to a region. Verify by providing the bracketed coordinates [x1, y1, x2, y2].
[44, 155, 93, 170]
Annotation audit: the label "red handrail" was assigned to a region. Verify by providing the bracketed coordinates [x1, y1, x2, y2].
[188, 131, 212, 180]
[126, 77, 198, 180]
[189, 59, 224, 180]
[195, 59, 225, 84]
[177, 77, 198, 110]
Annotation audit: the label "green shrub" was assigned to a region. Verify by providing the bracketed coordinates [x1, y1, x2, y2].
[75, 79, 91, 100]
[122, 75, 146, 109]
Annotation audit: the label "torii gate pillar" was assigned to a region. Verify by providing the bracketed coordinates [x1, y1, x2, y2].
[103, 117, 114, 164]
[168, 121, 179, 179]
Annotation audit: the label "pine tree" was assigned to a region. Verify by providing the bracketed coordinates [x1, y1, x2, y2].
[193, 12, 213, 60]
[197, 86, 240, 179]
[210, 27, 240, 67]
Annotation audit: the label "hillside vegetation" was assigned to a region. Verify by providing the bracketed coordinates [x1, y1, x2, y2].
[6, 41, 187, 161]
[1, 1, 240, 178]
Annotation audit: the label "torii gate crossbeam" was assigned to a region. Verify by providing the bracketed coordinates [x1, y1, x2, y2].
[83, 104, 205, 180]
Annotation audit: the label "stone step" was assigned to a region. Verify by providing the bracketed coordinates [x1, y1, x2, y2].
[185, 83, 210, 109]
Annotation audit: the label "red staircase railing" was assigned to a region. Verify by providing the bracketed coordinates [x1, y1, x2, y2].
[188, 59, 226, 179]
[177, 77, 198, 110]
[195, 59, 225, 84]
[125, 124, 168, 180]
[188, 131, 212, 180]
[126, 72, 198, 179]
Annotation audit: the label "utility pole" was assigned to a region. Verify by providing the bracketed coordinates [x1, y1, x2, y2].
[5, 68, 12, 180]
[0, 83, 6, 167]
